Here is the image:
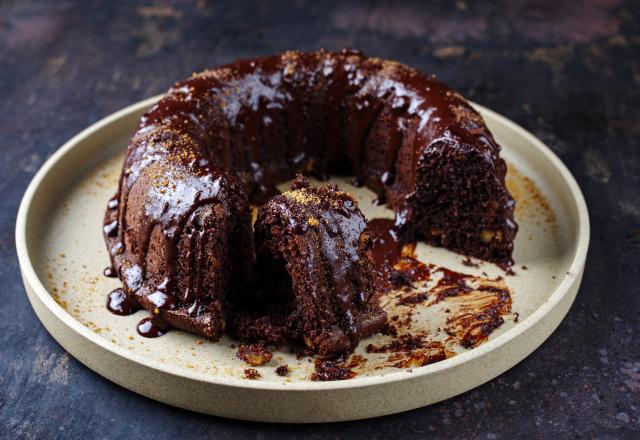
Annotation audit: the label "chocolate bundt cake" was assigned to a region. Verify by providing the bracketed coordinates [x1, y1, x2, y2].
[103, 49, 517, 343]
[233, 176, 386, 355]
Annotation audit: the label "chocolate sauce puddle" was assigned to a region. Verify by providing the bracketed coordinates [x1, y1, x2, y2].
[366, 218, 431, 290]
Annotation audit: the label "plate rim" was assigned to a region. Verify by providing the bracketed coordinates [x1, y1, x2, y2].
[15, 96, 590, 392]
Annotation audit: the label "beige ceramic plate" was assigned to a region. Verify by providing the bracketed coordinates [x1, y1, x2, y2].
[16, 96, 589, 423]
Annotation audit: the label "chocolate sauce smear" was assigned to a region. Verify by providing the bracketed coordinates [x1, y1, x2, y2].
[366, 335, 451, 368]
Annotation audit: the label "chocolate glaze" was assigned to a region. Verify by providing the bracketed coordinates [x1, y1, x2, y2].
[103, 49, 516, 346]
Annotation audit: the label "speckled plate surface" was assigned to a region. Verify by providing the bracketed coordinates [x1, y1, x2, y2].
[16, 96, 589, 423]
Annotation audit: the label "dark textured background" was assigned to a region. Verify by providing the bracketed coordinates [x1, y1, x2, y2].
[1, 0, 639, 438]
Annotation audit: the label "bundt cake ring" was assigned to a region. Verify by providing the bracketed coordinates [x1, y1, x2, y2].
[103, 49, 517, 352]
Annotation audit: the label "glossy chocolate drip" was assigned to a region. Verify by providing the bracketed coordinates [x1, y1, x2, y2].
[366, 218, 404, 274]
[106, 288, 139, 315]
[103, 220, 118, 237]
[366, 218, 431, 290]
[137, 316, 169, 338]
[103, 266, 117, 278]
